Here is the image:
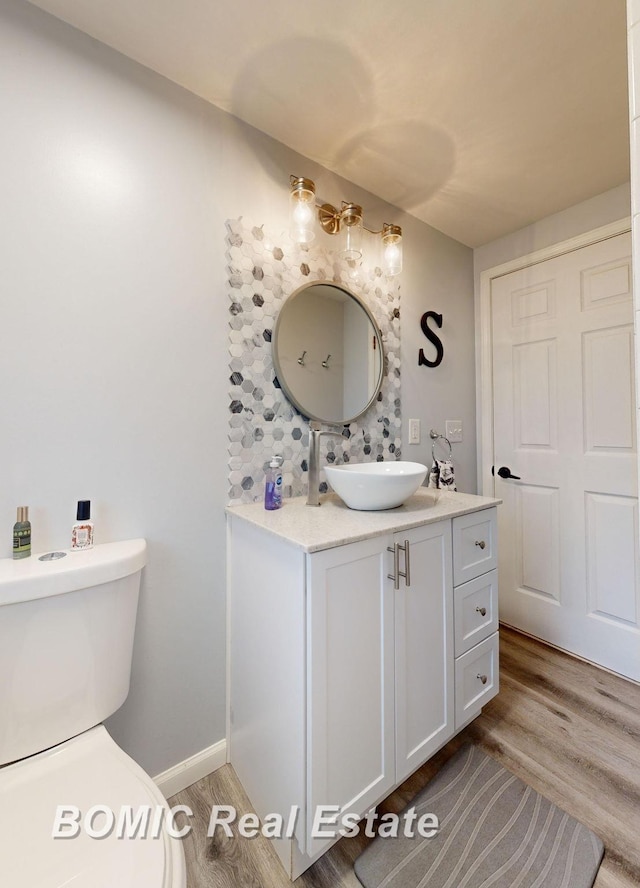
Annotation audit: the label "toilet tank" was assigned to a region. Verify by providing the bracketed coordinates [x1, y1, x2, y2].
[0, 539, 147, 765]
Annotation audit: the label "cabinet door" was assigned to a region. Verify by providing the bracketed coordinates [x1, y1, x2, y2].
[394, 520, 454, 783]
[307, 536, 395, 856]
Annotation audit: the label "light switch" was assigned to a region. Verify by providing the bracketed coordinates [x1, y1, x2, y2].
[445, 420, 463, 442]
[408, 418, 421, 444]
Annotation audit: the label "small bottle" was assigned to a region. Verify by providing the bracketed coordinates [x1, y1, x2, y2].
[71, 500, 94, 550]
[264, 456, 283, 510]
[13, 506, 31, 560]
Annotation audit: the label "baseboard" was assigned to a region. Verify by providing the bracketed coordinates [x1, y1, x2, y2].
[153, 737, 227, 799]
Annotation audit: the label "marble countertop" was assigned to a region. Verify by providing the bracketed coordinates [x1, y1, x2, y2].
[226, 488, 501, 553]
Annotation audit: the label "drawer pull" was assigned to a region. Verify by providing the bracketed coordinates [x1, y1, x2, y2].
[476, 606, 487, 617]
[475, 540, 486, 550]
[477, 673, 488, 685]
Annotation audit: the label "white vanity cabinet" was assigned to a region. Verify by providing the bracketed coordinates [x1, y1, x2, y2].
[227, 491, 500, 879]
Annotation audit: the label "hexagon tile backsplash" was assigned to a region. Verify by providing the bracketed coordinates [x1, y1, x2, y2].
[226, 218, 402, 506]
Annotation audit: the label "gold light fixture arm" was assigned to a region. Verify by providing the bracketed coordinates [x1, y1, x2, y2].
[318, 203, 340, 235]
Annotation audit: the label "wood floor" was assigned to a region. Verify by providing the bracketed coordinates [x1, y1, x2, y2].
[170, 626, 640, 887]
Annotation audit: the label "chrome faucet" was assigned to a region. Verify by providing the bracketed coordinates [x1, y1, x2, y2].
[307, 422, 338, 506]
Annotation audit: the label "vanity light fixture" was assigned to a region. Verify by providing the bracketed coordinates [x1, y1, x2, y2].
[289, 175, 403, 276]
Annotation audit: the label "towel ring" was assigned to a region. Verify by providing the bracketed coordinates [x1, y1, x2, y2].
[430, 430, 452, 462]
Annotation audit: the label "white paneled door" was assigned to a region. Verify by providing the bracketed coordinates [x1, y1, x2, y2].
[491, 232, 640, 680]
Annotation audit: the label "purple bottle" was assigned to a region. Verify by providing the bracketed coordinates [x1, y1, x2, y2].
[264, 456, 283, 510]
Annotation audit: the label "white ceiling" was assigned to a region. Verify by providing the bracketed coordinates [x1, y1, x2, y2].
[27, 0, 630, 247]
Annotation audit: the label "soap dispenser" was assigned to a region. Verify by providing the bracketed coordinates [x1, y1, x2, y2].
[264, 456, 283, 510]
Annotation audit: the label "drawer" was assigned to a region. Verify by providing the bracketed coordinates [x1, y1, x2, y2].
[452, 508, 497, 585]
[454, 569, 498, 656]
[454, 631, 499, 728]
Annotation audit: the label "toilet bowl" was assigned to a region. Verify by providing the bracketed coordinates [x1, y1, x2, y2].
[0, 726, 186, 887]
[0, 539, 186, 887]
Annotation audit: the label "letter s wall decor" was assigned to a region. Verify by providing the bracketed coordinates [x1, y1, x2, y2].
[418, 311, 444, 367]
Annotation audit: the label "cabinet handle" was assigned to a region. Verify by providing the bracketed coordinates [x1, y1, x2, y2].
[477, 673, 488, 685]
[476, 606, 487, 617]
[388, 541, 411, 589]
[399, 539, 410, 587]
[475, 540, 486, 550]
[387, 545, 400, 591]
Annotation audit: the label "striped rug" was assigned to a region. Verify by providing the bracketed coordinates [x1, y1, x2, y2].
[354, 744, 604, 888]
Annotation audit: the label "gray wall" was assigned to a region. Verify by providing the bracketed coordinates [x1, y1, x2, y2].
[474, 183, 631, 282]
[1, 0, 475, 775]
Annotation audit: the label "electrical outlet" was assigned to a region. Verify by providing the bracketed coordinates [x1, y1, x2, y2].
[445, 420, 463, 443]
[408, 418, 421, 444]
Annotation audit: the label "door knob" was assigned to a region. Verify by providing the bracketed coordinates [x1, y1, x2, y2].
[492, 465, 521, 480]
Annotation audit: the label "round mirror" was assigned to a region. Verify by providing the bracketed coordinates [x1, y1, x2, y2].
[273, 281, 384, 424]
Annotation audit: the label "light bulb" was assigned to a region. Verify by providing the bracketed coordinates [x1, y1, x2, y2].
[338, 203, 363, 261]
[382, 224, 402, 275]
[384, 242, 400, 265]
[293, 201, 313, 227]
[289, 176, 316, 245]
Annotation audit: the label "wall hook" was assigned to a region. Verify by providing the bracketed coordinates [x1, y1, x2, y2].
[297, 350, 307, 366]
[322, 354, 332, 369]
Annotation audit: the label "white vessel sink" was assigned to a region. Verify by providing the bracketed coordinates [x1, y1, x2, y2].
[324, 461, 428, 511]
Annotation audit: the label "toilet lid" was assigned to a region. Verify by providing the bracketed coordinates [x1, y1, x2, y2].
[0, 726, 176, 888]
